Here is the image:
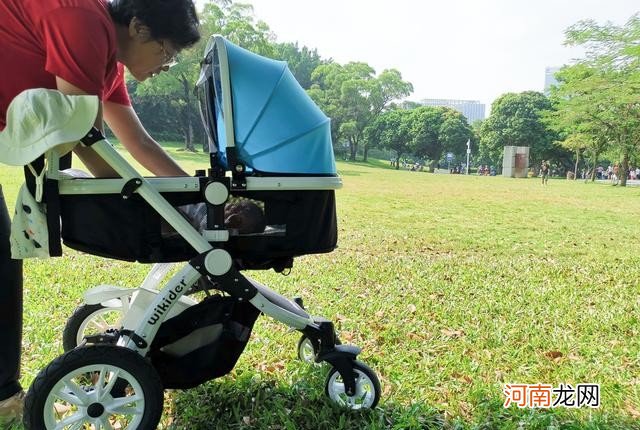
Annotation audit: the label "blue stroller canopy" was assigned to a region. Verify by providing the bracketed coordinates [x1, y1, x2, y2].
[197, 36, 336, 175]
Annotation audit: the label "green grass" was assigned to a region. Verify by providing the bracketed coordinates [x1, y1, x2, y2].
[2, 149, 640, 429]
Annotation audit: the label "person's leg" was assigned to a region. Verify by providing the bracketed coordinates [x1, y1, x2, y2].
[0, 184, 24, 403]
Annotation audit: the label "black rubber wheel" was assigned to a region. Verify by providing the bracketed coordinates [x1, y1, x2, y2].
[62, 304, 123, 351]
[325, 360, 381, 409]
[24, 345, 164, 430]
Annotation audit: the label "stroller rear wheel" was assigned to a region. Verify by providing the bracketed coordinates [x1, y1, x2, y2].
[325, 360, 380, 409]
[63, 303, 124, 351]
[24, 345, 164, 430]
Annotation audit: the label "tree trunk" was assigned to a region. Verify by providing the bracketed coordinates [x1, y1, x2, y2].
[590, 151, 599, 182]
[395, 154, 401, 170]
[363, 143, 369, 162]
[184, 126, 195, 152]
[573, 149, 579, 180]
[620, 151, 629, 187]
[349, 139, 357, 161]
[181, 74, 196, 152]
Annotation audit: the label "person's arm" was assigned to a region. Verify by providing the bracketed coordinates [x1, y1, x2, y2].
[56, 77, 119, 177]
[103, 101, 187, 177]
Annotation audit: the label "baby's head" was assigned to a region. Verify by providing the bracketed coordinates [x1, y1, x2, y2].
[224, 200, 266, 234]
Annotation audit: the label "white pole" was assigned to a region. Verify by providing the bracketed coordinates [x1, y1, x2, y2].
[466, 151, 470, 175]
[466, 139, 471, 175]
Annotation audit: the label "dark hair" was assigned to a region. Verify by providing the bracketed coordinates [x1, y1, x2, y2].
[108, 0, 200, 50]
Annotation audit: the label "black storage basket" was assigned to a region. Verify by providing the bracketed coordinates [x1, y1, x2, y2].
[59, 189, 337, 265]
[149, 294, 261, 389]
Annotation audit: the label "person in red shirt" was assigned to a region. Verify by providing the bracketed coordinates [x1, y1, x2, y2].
[0, 0, 200, 424]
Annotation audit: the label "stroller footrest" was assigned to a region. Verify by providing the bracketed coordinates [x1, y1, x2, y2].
[249, 279, 309, 319]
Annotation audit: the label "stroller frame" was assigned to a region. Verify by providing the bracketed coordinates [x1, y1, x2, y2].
[23, 35, 380, 429]
[23, 130, 377, 430]
[58, 130, 352, 367]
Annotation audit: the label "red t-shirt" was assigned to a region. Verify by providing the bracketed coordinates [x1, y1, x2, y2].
[0, 0, 130, 129]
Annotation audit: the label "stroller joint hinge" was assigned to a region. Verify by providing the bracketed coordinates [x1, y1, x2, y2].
[190, 253, 257, 300]
[80, 127, 105, 147]
[230, 178, 247, 191]
[121, 178, 143, 199]
[120, 329, 148, 349]
[212, 271, 257, 300]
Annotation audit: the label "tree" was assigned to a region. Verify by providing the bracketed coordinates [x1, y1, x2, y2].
[545, 65, 613, 181]
[134, 1, 275, 151]
[365, 109, 413, 169]
[438, 109, 474, 162]
[558, 133, 589, 180]
[309, 62, 412, 161]
[400, 100, 422, 110]
[136, 46, 202, 151]
[271, 42, 324, 89]
[479, 91, 564, 169]
[547, 14, 640, 185]
[363, 69, 414, 161]
[409, 106, 446, 168]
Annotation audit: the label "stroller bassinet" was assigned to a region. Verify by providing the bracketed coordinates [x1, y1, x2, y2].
[59, 188, 337, 267]
[57, 36, 340, 268]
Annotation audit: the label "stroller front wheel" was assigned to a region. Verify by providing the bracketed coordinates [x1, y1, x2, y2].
[24, 345, 164, 430]
[325, 360, 380, 409]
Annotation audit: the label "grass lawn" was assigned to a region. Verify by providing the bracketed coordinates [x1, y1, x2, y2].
[2, 145, 640, 429]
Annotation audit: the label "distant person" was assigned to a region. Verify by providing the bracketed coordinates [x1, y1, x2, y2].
[541, 160, 550, 185]
[612, 163, 620, 186]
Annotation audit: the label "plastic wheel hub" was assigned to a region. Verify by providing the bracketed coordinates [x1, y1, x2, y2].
[87, 402, 105, 418]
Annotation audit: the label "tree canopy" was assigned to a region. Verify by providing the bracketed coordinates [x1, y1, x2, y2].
[545, 14, 640, 185]
[478, 91, 564, 168]
[308, 62, 413, 161]
[132, 1, 274, 151]
[128, 1, 640, 180]
[365, 105, 473, 170]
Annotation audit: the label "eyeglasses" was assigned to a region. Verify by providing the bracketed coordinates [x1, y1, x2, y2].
[159, 40, 178, 67]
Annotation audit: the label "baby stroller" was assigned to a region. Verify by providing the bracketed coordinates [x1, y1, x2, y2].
[13, 35, 380, 429]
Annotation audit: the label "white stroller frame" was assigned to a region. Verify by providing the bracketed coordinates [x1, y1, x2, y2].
[53, 135, 342, 344]
[23, 35, 381, 429]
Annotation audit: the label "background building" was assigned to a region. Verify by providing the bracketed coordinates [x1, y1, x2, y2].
[419, 99, 485, 123]
[544, 66, 561, 94]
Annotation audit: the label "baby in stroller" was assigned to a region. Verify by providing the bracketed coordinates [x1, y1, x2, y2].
[5, 36, 381, 429]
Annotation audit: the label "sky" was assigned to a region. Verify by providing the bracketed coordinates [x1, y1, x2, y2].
[198, 0, 638, 110]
